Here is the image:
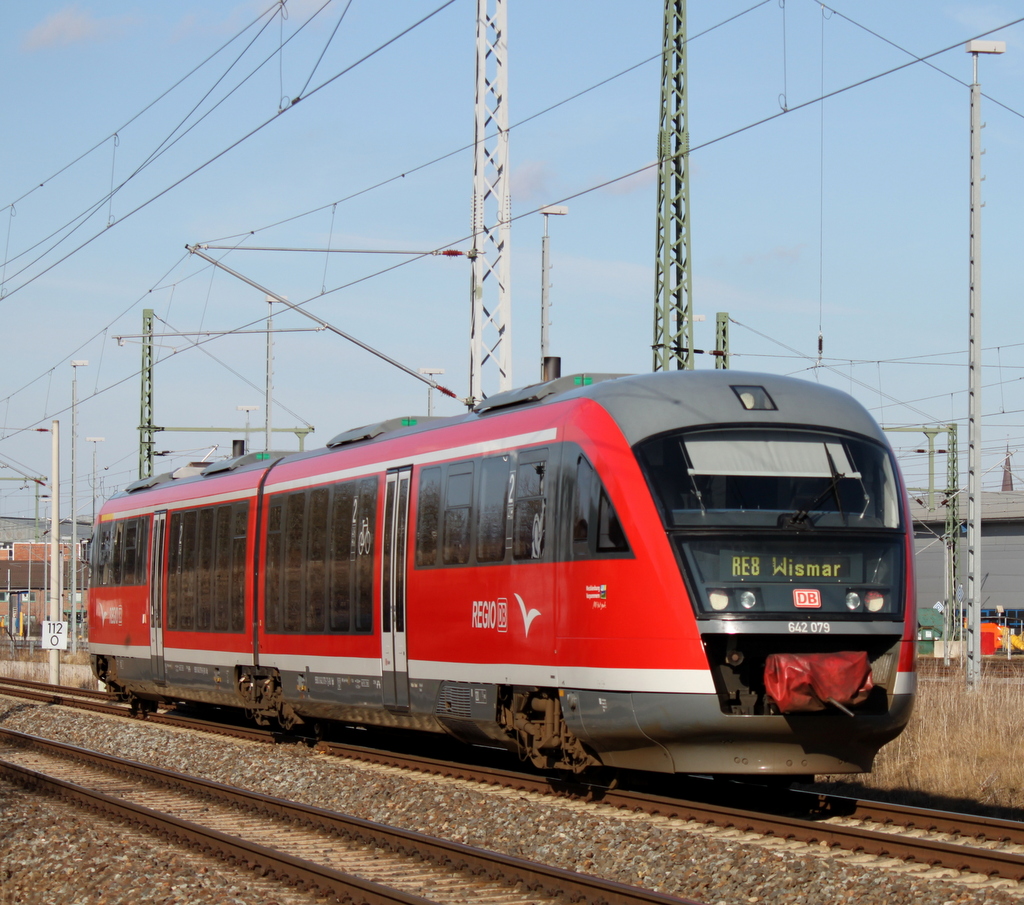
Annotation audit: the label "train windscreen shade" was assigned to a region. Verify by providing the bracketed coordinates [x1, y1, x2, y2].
[685, 433, 859, 479]
[637, 429, 901, 529]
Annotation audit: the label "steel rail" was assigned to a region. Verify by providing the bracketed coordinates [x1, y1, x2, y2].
[8, 679, 1024, 881]
[0, 678, 282, 742]
[813, 792, 1024, 845]
[0, 727, 701, 905]
[0, 757, 438, 905]
[316, 742, 1024, 881]
[0, 675, 111, 700]
[0, 678, 124, 717]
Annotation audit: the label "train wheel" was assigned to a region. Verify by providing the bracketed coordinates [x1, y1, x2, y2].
[128, 696, 158, 718]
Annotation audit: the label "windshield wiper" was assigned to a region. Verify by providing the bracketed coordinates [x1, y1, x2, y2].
[784, 449, 845, 528]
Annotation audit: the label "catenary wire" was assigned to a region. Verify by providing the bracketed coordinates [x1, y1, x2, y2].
[0, 0, 458, 302]
[6, 8, 1024, 465]
[0, 1, 337, 288]
[0, 3, 280, 220]
[818, 0, 1024, 121]
[204, 0, 774, 243]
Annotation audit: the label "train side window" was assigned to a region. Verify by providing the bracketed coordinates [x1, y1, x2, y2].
[443, 463, 474, 565]
[328, 482, 355, 632]
[353, 477, 377, 632]
[166, 513, 182, 629]
[513, 451, 547, 561]
[136, 520, 145, 584]
[264, 498, 284, 632]
[307, 486, 329, 633]
[131, 517, 149, 585]
[477, 456, 510, 563]
[573, 456, 596, 555]
[93, 522, 113, 586]
[179, 509, 198, 630]
[597, 488, 630, 553]
[196, 507, 215, 631]
[284, 492, 306, 632]
[230, 504, 248, 632]
[415, 467, 441, 567]
[98, 517, 149, 587]
[570, 455, 630, 558]
[135, 518, 149, 586]
[213, 506, 232, 631]
[111, 520, 125, 586]
[122, 520, 138, 586]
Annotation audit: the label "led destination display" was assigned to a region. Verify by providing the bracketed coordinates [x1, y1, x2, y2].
[721, 551, 861, 583]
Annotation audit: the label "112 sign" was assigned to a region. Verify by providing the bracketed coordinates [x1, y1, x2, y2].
[41, 621, 68, 650]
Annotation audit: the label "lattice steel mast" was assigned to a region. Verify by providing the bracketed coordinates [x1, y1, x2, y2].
[653, 0, 692, 371]
[469, 0, 511, 403]
[140, 308, 156, 479]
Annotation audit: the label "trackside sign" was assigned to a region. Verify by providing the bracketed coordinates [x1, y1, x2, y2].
[41, 621, 68, 650]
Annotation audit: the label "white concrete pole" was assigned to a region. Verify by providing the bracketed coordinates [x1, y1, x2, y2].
[49, 420, 60, 685]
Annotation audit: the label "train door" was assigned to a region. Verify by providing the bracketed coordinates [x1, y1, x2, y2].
[381, 467, 411, 710]
[149, 511, 167, 684]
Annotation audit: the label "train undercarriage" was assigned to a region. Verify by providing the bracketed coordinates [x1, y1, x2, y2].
[92, 651, 911, 778]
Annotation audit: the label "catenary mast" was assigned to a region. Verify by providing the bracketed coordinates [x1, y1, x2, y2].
[469, 0, 511, 403]
[653, 0, 692, 372]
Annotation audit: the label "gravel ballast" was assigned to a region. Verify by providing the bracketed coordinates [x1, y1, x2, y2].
[1, 698, 1021, 905]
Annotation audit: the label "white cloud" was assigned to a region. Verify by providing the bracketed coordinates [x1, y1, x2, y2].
[513, 160, 556, 204]
[598, 164, 657, 196]
[21, 6, 134, 50]
[740, 244, 808, 266]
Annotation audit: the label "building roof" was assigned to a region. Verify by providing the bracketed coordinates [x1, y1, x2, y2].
[0, 560, 59, 591]
[909, 490, 1024, 526]
[0, 517, 92, 544]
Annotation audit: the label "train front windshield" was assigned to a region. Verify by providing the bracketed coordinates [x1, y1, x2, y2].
[637, 428, 905, 618]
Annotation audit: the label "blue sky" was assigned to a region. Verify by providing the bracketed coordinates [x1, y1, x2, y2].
[1, 1, 1023, 522]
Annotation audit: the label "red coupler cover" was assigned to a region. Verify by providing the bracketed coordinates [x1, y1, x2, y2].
[764, 651, 874, 713]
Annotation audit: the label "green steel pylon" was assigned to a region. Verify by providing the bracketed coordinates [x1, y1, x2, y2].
[140, 308, 155, 479]
[715, 312, 729, 369]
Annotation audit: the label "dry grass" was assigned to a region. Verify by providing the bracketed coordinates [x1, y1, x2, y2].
[811, 675, 1024, 819]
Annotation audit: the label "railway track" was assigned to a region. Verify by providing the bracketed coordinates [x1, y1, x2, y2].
[5, 677, 1024, 888]
[0, 674, 281, 742]
[0, 726, 697, 905]
[316, 739, 1024, 883]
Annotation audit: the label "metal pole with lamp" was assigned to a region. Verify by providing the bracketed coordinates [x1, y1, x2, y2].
[265, 295, 274, 452]
[965, 39, 1004, 688]
[237, 406, 259, 454]
[86, 438, 104, 526]
[418, 369, 446, 417]
[70, 360, 87, 653]
[540, 205, 568, 381]
[48, 421, 60, 685]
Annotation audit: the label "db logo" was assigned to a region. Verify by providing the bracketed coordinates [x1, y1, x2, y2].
[793, 589, 822, 608]
[472, 598, 509, 632]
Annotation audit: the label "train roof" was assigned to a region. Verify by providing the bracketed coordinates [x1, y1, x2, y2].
[114, 370, 885, 501]
[535, 370, 888, 446]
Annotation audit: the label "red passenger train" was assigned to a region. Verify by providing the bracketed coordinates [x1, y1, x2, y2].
[90, 371, 916, 777]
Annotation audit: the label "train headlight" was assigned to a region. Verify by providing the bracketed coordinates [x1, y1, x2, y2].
[738, 590, 758, 610]
[865, 591, 885, 612]
[845, 592, 862, 611]
[709, 589, 730, 611]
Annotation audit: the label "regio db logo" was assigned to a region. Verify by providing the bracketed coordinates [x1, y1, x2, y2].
[472, 598, 508, 632]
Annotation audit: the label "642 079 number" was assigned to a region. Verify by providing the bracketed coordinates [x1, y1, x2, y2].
[787, 621, 831, 634]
